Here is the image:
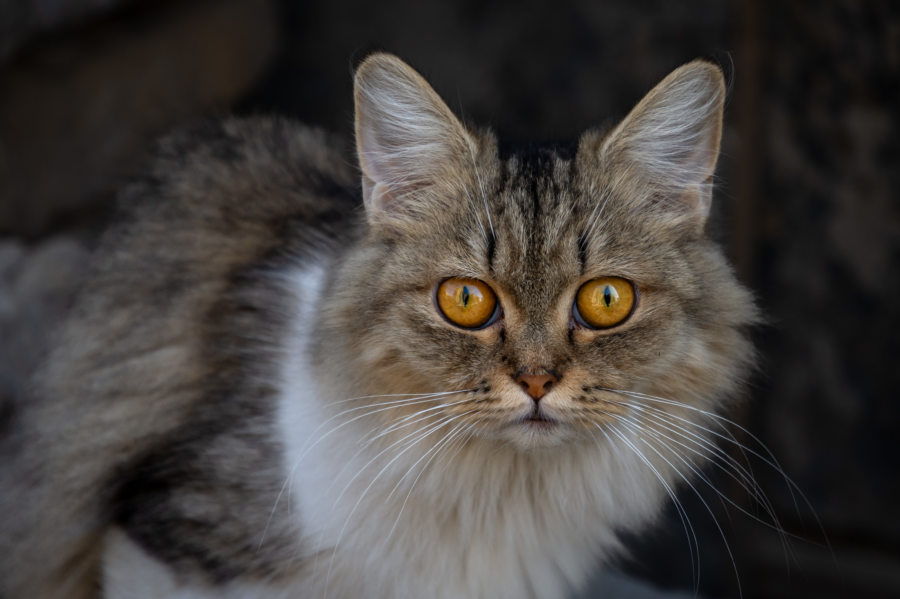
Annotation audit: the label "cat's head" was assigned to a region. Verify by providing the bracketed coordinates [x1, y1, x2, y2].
[321, 54, 755, 450]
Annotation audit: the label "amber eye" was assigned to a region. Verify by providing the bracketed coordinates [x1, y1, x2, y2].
[436, 278, 498, 329]
[574, 277, 636, 329]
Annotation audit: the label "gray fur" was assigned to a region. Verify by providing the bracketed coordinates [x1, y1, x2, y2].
[0, 118, 359, 596]
[0, 55, 756, 598]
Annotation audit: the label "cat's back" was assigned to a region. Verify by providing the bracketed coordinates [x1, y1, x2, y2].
[37, 115, 359, 447]
[0, 117, 359, 598]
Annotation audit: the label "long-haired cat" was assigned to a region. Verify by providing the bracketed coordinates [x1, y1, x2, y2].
[0, 54, 756, 598]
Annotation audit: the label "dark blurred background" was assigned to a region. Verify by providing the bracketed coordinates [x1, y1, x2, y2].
[1, 1, 897, 598]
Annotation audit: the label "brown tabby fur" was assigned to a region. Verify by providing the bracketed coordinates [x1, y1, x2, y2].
[0, 55, 756, 598]
[0, 120, 359, 596]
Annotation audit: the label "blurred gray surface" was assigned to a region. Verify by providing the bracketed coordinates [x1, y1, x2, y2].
[0, 236, 90, 406]
[579, 570, 704, 599]
[0, 0, 130, 60]
[0, 0, 277, 237]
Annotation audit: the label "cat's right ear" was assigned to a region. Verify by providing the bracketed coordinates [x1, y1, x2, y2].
[354, 54, 474, 227]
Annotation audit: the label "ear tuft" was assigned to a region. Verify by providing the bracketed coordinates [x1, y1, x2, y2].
[602, 60, 726, 225]
[354, 53, 473, 223]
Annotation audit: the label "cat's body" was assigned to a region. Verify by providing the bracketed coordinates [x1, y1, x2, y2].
[0, 55, 756, 598]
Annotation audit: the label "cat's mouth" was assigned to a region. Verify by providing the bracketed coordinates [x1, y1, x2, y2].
[516, 407, 559, 429]
[493, 406, 576, 447]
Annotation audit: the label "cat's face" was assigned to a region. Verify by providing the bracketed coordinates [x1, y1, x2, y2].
[323, 54, 755, 450]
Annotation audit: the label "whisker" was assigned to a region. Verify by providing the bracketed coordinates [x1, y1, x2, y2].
[602, 414, 743, 599]
[461, 185, 489, 243]
[365, 398, 474, 446]
[328, 390, 464, 405]
[298, 390, 475, 468]
[321, 414, 459, 598]
[619, 402, 773, 504]
[323, 411, 474, 598]
[625, 402, 785, 533]
[465, 140, 495, 238]
[600, 387, 823, 527]
[332, 411, 469, 509]
[258, 389, 474, 550]
[581, 170, 626, 245]
[612, 386, 757, 472]
[601, 387, 833, 571]
[606, 408, 795, 563]
[323, 400, 473, 500]
[596, 423, 701, 592]
[384, 421, 474, 542]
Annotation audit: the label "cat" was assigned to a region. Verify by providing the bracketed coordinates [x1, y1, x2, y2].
[0, 53, 756, 599]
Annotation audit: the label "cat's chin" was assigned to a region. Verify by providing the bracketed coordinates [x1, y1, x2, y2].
[490, 418, 579, 450]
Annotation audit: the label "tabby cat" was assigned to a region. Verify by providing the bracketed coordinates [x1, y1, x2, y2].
[0, 53, 756, 598]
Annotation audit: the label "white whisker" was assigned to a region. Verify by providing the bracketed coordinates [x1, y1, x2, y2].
[600, 387, 816, 519]
[259, 390, 474, 550]
[323, 411, 473, 598]
[606, 408, 794, 561]
[597, 423, 701, 591]
[626, 402, 785, 530]
[465, 140, 495, 238]
[384, 420, 474, 542]
[602, 413, 742, 598]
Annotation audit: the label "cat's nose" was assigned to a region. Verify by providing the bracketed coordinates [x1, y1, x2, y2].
[515, 372, 559, 401]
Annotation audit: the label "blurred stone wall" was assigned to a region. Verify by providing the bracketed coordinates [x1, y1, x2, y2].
[0, 0, 131, 59]
[736, 3, 900, 598]
[0, 1, 897, 598]
[0, 0, 277, 237]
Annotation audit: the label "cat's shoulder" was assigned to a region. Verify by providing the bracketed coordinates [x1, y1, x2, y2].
[76, 116, 360, 317]
[117, 116, 360, 246]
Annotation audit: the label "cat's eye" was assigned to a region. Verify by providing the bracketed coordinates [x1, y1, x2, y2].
[573, 277, 636, 329]
[436, 278, 498, 329]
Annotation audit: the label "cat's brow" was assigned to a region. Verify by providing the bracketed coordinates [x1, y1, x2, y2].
[486, 229, 497, 273]
[577, 231, 588, 274]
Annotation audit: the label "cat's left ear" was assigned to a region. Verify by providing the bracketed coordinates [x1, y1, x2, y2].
[597, 60, 726, 230]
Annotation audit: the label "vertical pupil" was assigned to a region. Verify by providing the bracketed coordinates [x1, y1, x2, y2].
[461, 285, 470, 307]
[603, 285, 612, 307]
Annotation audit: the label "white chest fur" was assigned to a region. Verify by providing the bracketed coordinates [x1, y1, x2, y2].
[102, 264, 666, 599]
[275, 265, 665, 599]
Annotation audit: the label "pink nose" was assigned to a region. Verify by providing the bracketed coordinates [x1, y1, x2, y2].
[515, 373, 559, 401]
